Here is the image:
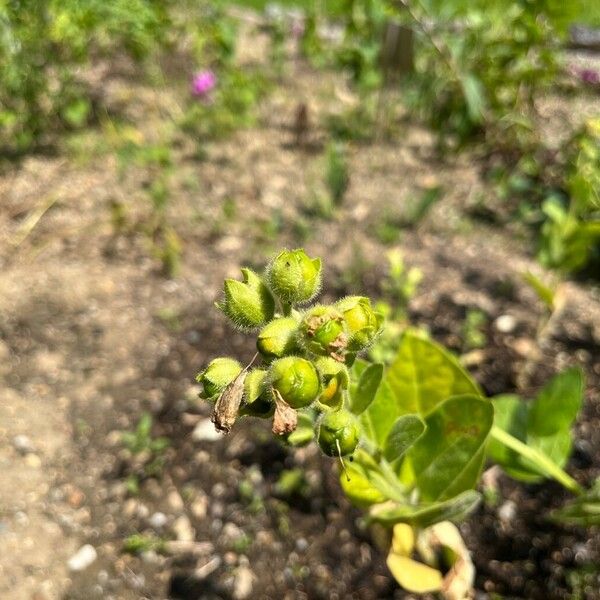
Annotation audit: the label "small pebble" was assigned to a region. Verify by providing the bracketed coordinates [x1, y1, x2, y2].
[148, 512, 168, 529]
[192, 419, 222, 442]
[495, 314, 517, 333]
[13, 435, 35, 455]
[67, 544, 97, 572]
[498, 500, 517, 524]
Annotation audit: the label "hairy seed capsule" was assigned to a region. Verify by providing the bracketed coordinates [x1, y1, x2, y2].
[300, 306, 348, 360]
[336, 296, 384, 351]
[196, 357, 242, 399]
[315, 357, 349, 409]
[216, 268, 275, 330]
[317, 409, 359, 457]
[270, 356, 321, 408]
[266, 248, 322, 305]
[256, 317, 299, 359]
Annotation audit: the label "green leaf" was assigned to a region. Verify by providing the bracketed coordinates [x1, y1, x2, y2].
[341, 449, 406, 504]
[488, 369, 584, 482]
[363, 331, 481, 447]
[551, 479, 600, 526]
[383, 415, 425, 464]
[340, 449, 389, 507]
[349, 362, 383, 415]
[527, 367, 584, 467]
[460, 73, 485, 123]
[285, 410, 315, 447]
[487, 394, 535, 481]
[409, 395, 493, 501]
[370, 490, 481, 529]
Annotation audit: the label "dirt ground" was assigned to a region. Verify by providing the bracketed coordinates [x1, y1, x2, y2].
[0, 18, 599, 600]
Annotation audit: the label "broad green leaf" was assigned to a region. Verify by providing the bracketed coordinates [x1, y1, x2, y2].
[369, 490, 481, 529]
[488, 369, 584, 482]
[383, 415, 425, 463]
[527, 367, 583, 467]
[409, 395, 493, 501]
[349, 363, 383, 415]
[363, 331, 481, 448]
[487, 394, 536, 480]
[551, 479, 600, 526]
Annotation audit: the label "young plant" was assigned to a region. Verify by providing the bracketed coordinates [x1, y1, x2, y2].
[197, 249, 592, 596]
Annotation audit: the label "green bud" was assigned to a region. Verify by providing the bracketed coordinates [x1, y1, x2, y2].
[300, 306, 348, 360]
[196, 357, 242, 399]
[217, 268, 275, 330]
[270, 356, 321, 409]
[317, 409, 360, 457]
[266, 249, 322, 305]
[336, 296, 383, 351]
[256, 317, 299, 359]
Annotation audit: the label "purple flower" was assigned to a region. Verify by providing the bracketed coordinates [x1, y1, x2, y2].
[579, 68, 600, 85]
[570, 67, 600, 85]
[192, 70, 217, 98]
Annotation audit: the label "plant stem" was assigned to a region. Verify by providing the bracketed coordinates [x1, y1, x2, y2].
[281, 301, 292, 317]
[490, 426, 584, 496]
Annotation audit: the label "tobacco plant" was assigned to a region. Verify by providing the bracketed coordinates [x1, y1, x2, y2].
[197, 249, 596, 596]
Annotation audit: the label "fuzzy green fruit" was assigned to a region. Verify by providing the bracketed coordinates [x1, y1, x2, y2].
[336, 296, 383, 351]
[300, 306, 348, 359]
[196, 357, 242, 399]
[257, 317, 299, 359]
[270, 356, 321, 408]
[216, 268, 275, 330]
[266, 249, 322, 305]
[317, 409, 359, 457]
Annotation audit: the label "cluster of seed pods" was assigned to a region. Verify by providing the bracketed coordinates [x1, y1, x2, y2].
[196, 249, 384, 458]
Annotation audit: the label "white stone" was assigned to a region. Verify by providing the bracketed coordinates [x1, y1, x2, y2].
[495, 314, 517, 333]
[13, 435, 35, 455]
[148, 512, 168, 529]
[67, 544, 98, 572]
[192, 419, 222, 442]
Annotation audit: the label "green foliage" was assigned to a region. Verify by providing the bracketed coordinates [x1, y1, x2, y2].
[325, 141, 350, 206]
[403, 1, 558, 151]
[461, 309, 487, 351]
[488, 368, 584, 481]
[551, 479, 600, 526]
[121, 413, 170, 456]
[0, 0, 169, 152]
[538, 118, 600, 274]
[181, 68, 268, 140]
[123, 533, 166, 555]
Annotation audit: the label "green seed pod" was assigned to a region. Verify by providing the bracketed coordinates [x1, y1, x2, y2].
[256, 317, 299, 359]
[336, 296, 384, 351]
[315, 357, 349, 410]
[266, 249, 322, 305]
[196, 357, 242, 399]
[270, 356, 321, 409]
[317, 409, 360, 457]
[243, 368, 268, 403]
[216, 268, 275, 330]
[300, 306, 348, 360]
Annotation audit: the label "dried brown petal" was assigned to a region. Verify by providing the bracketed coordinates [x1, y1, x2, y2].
[272, 388, 298, 435]
[211, 370, 247, 433]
